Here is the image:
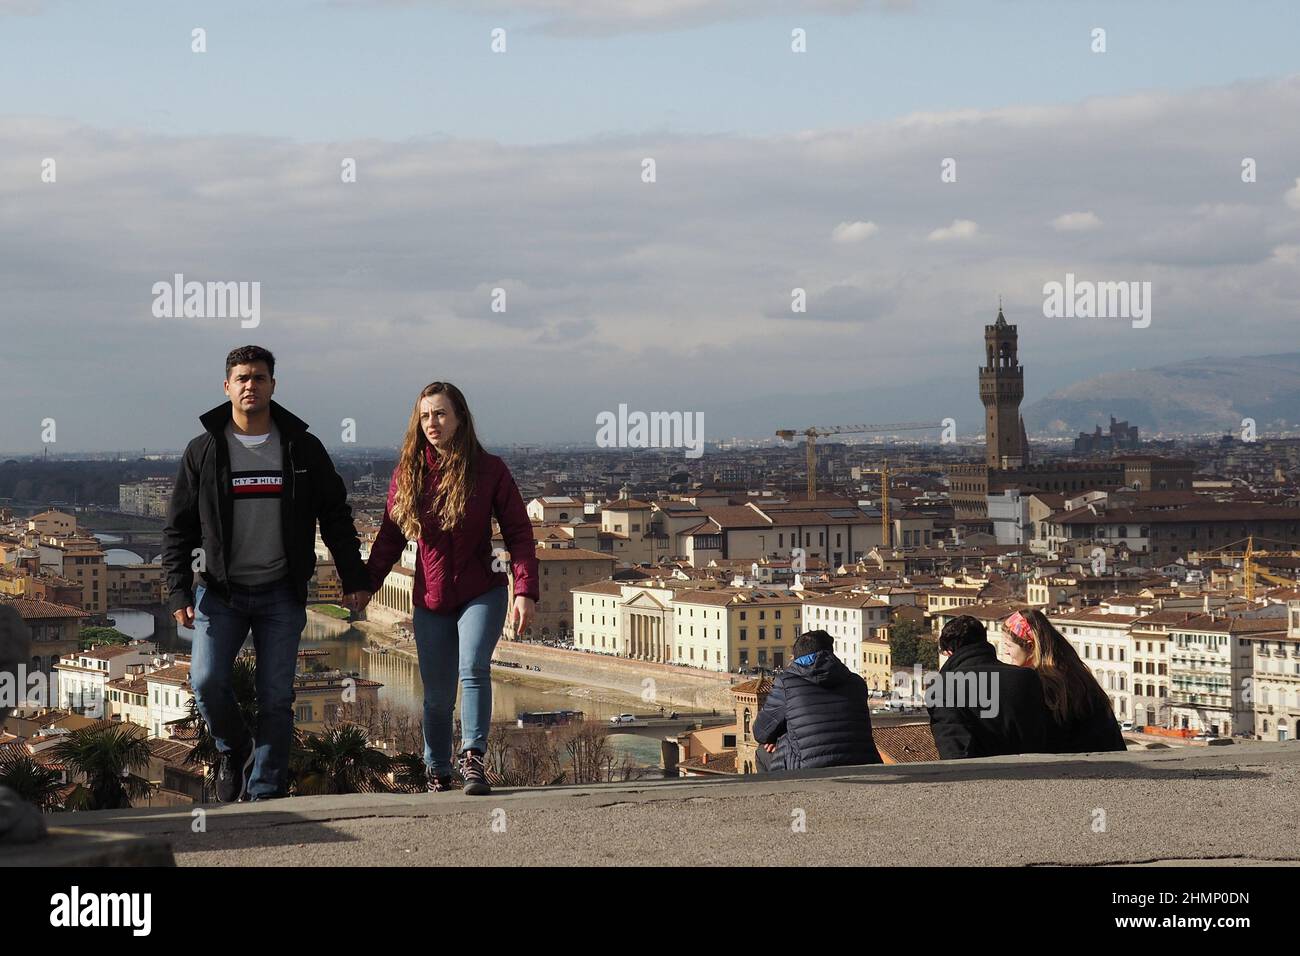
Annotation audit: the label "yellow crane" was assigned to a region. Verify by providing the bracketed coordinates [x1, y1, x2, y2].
[1191, 536, 1300, 601]
[859, 459, 940, 550]
[775, 422, 943, 501]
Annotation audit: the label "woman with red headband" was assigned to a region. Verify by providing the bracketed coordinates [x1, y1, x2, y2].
[1001, 608, 1126, 753]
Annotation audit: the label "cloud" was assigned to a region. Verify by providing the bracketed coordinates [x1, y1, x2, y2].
[832, 220, 879, 243]
[1051, 211, 1102, 232]
[4, 75, 1300, 448]
[927, 219, 979, 241]
[1286, 177, 1300, 211]
[1270, 244, 1300, 265]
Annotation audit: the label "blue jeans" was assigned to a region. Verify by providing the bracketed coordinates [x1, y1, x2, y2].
[190, 578, 306, 799]
[413, 585, 509, 775]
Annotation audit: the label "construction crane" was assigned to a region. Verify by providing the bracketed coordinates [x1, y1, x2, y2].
[774, 422, 943, 501]
[859, 459, 941, 550]
[1190, 536, 1300, 601]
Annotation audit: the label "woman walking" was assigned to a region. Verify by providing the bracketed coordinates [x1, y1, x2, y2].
[1001, 608, 1126, 753]
[366, 382, 538, 794]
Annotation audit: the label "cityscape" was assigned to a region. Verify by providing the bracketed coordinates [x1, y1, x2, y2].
[5, 311, 1300, 797]
[2, 0, 1297, 920]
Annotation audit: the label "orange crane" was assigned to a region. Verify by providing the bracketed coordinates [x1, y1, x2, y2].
[1190, 536, 1300, 601]
[775, 422, 943, 501]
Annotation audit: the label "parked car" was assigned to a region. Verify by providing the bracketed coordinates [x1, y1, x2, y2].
[1120, 720, 1134, 732]
[609, 714, 636, 724]
[1191, 732, 1219, 741]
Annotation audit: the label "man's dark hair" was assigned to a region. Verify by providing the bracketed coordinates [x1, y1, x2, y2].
[792, 629, 834, 658]
[226, 345, 275, 380]
[938, 615, 987, 654]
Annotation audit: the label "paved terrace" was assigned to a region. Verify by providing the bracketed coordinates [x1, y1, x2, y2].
[13, 742, 1300, 867]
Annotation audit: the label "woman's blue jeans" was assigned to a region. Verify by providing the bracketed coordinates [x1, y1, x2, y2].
[412, 586, 509, 775]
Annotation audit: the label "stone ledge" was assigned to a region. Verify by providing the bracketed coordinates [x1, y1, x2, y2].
[1, 827, 174, 868]
[18, 743, 1300, 867]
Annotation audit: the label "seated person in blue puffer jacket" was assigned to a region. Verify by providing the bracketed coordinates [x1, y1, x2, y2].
[751, 629, 882, 771]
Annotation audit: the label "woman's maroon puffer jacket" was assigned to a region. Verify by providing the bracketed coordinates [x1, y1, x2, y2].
[366, 445, 539, 612]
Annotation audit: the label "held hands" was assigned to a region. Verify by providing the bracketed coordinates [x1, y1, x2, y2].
[762, 742, 777, 753]
[509, 595, 536, 637]
[174, 606, 195, 630]
[341, 590, 373, 612]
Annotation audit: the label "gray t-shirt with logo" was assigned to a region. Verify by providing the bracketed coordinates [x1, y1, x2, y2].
[225, 421, 288, 585]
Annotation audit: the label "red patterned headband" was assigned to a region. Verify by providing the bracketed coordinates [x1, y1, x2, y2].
[1005, 611, 1034, 643]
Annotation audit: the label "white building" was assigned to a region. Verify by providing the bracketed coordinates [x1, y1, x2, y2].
[572, 580, 626, 656]
[800, 593, 891, 677]
[526, 496, 585, 523]
[988, 488, 1031, 545]
[1046, 608, 1137, 721]
[145, 661, 194, 739]
[118, 477, 174, 518]
[1163, 614, 1279, 736]
[106, 667, 152, 728]
[672, 589, 737, 672]
[1247, 597, 1300, 741]
[53, 642, 159, 719]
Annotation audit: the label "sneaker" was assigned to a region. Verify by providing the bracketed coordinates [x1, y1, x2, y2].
[215, 737, 255, 804]
[427, 771, 454, 793]
[459, 749, 490, 796]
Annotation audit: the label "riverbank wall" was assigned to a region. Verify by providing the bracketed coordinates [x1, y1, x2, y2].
[350, 618, 736, 711]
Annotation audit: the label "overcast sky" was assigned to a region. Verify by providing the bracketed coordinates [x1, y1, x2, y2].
[2, 0, 1299, 454]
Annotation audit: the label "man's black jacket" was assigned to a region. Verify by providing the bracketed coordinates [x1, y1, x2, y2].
[162, 400, 369, 612]
[926, 641, 1051, 760]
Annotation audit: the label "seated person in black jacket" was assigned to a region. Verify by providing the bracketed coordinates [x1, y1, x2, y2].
[927, 615, 1051, 759]
[1000, 609, 1127, 753]
[751, 629, 881, 771]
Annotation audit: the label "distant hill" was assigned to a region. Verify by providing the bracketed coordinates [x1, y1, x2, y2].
[1022, 352, 1300, 436]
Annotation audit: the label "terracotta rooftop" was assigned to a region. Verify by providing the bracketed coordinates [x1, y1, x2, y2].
[601, 499, 654, 511]
[144, 664, 192, 686]
[873, 722, 940, 764]
[731, 675, 775, 697]
[535, 548, 612, 562]
[0, 596, 87, 619]
[570, 580, 624, 596]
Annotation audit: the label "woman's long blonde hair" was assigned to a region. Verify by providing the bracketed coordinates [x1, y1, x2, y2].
[390, 382, 483, 538]
[1007, 608, 1113, 726]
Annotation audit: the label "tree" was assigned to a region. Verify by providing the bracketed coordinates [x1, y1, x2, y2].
[49, 723, 154, 810]
[558, 722, 612, 784]
[329, 700, 423, 755]
[292, 724, 393, 795]
[889, 619, 925, 668]
[79, 627, 132, 650]
[915, 634, 939, 670]
[389, 751, 428, 792]
[0, 751, 64, 812]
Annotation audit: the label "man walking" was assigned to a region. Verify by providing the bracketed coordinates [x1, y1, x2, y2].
[163, 346, 372, 802]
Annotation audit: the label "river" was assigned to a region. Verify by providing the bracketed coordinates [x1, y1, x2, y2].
[106, 606, 664, 767]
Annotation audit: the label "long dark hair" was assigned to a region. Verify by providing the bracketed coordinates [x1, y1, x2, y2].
[1008, 608, 1114, 726]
